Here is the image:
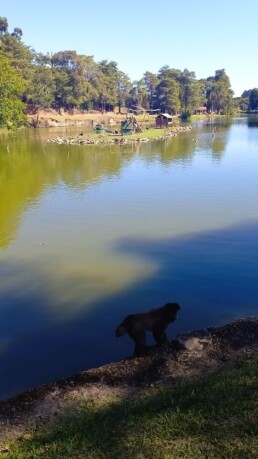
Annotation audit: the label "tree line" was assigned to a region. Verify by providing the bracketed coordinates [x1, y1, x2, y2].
[0, 16, 257, 129]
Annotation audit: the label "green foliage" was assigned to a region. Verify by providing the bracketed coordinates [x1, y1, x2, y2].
[0, 30, 33, 82]
[179, 69, 200, 113]
[249, 88, 258, 111]
[0, 16, 8, 34]
[128, 78, 149, 110]
[11, 27, 23, 40]
[0, 52, 26, 128]
[181, 110, 191, 120]
[234, 96, 249, 112]
[206, 69, 234, 115]
[156, 69, 181, 113]
[27, 67, 55, 108]
[143, 71, 159, 108]
[0, 15, 237, 117]
[241, 89, 252, 98]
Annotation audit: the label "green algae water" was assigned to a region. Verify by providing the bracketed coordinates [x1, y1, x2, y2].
[0, 117, 258, 400]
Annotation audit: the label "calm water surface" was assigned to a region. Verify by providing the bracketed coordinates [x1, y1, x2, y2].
[0, 117, 258, 400]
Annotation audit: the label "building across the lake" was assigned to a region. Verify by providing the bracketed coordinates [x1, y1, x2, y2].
[155, 113, 173, 128]
[195, 106, 207, 114]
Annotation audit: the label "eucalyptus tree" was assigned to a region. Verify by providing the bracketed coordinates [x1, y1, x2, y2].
[206, 69, 233, 114]
[179, 69, 200, 113]
[99, 60, 120, 110]
[128, 79, 149, 110]
[198, 79, 208, 107]
[99, 60, 132, 111]
[241, 89, 252, 99]
[143, 71, 159, 108]
[206, 81, 221, 113]
[33, 52, 53, 67]
[155, 66, 181, 113]
[249, 88, 258, 111]
[116, 71, 131, 113]
[51, 50, 100, 109]
[11, 27, 23, 40]
[0, 16, 8, 34]
[91, 70, 111, 111]
[99, 65, 131, 113]
[26, 67, 56, 116]
[156, 75, 180, 113]
[0, 18, 33, 80]
[0, 51, 26, 128]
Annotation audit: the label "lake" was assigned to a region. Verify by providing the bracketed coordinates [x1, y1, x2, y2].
[0, 116, 258, 400]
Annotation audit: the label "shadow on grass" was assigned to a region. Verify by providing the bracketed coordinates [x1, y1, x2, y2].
[8, 357, 258, 459]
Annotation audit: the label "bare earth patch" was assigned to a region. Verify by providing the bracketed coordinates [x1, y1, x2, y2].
[26, 108, 127, 128]
[0, 317, 257, 446]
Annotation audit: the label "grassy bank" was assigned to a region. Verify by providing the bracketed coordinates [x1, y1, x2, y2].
[48, 126, 192, 145]
[3, 356, 257, 459]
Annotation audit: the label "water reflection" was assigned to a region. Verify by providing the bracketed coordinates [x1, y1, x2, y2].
[248, 114, 258, 128]
[0, 118, 258, 400]
[0, 127, 211, 249]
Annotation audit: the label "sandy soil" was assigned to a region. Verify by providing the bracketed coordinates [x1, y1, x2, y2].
[0, 317, 257, 445]
[26, 108, 129, 128]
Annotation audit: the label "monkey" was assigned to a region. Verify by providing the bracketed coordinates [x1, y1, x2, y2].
[115, 302, 180, 356]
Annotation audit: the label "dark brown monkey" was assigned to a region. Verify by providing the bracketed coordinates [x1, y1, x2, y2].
[115, 302, 180, 356]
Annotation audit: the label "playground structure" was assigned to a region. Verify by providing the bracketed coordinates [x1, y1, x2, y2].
[92, 107, 174, 136]
[121, 114, 143, 135]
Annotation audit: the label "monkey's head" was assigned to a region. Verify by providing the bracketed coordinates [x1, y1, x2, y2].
[164, 302, 181, 321]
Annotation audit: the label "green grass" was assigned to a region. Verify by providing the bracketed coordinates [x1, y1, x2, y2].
[129, 127, 174, 139]
[3, 357, 258, 459]
[62, 126, 180, 143]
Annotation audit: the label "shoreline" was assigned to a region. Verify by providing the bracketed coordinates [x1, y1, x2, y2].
[0, 316, 257, 444]
[47, 126, 192, 145]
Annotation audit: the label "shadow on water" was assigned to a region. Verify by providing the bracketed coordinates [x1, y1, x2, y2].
[0, 218, 258, 400]
[248, 114, 258, 128]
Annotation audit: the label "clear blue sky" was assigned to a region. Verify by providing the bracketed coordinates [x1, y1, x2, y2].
[2, 0, 258, 96]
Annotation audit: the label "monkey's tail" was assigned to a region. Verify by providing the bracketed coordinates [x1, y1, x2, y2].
[115, 323, 127, 337]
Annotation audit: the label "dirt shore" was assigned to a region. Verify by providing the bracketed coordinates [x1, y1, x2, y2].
[0, 317, 257, 445]
[26, 108, 128, 128]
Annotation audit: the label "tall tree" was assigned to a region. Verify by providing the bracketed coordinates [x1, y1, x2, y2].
[129, 79, 148, 110]
[241, 89, 252, 98]
[99, 60, 119, 110]
[198, 79, 208, 107]
[249, 88, 258, 111]
[116, 71, 131, 113]
[179, 69, 200, 113]
[26, 67, 56, 125]
[143, 71, 159, 109]
[0, 33, 33, 100]
[206, 69, 233, 114]
[11, 27, 23, 40]
[156, 75, 180, 113]
[0, 16, 8, 34]
[0, 52, 26, 128]
[51, 51, 99, 109]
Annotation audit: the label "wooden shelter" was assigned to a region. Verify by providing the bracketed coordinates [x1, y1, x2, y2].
[156, 113, 173, 128]
[195, 106, 207, 114]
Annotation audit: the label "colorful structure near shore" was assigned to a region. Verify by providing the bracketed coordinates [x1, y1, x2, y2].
[155, 113, 173, 128]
